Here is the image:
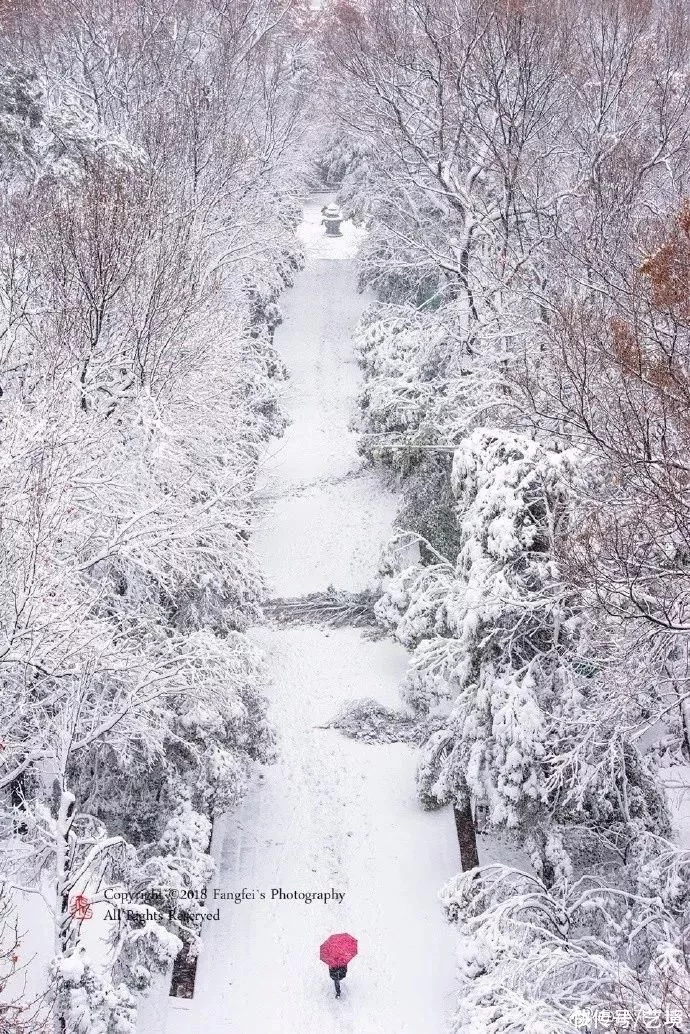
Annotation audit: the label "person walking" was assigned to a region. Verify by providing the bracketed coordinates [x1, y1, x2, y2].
[320, 932, 358, 1000]
[328, 964, 347, 998]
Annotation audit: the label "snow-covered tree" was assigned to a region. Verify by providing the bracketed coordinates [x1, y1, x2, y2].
[440, 834, 690, 1033]
[378, 429, 669, 875]
[325, 0, 690, 1029]
[0, 1, 313, 1030]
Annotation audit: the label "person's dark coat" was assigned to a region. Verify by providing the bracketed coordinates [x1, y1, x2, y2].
[328, 964, 347, 997]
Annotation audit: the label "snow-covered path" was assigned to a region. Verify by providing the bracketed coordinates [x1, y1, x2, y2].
[140, 199, 459, 1034]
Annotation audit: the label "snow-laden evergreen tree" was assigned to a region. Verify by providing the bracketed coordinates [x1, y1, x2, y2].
[377, 428, 669, 870]
[354, 302, 474, 560]
[379, 429, 576, 820]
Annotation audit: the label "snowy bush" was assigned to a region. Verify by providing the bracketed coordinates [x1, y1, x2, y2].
[54, 950, 139, 1034]
[314, 131, 364, 188]
[113, 923, 183, 997]
[324, 698, 428, 745]
[440, 837, 690, 1033]
[354, 304, 460, 469]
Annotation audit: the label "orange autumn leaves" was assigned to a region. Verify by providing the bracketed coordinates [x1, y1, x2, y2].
[639, 200, 690, 319]
[609, 202, 690, 436]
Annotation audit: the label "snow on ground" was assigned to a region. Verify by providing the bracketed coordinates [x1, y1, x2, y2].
[660, 764, 690, 850]
[138, 199, 460, 1034]
[251, 205, 397, 598]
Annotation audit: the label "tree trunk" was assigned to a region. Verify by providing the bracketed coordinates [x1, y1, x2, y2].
[9, 772, 28, 834]
[54, 790, 77, 1034]
[55, 791, 76, 955]
[453, 799, 479, 871]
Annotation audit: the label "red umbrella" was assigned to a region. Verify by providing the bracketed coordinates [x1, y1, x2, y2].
[320, 933, 358, 967]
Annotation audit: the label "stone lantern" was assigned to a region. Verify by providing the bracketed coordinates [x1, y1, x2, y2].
[321, 202, 344, 237]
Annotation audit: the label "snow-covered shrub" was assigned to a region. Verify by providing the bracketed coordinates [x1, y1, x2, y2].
[324, 698, 426, 744]
[112, 922, 183, 997]
[54, 950, 139, 1034]
[353, 300, 472, 558]
[375, 556, 456, 650]
[440, 836, 690, 1034]
[397, 454, 465, 563]
[337, 151, 446, 306]
[314, 131, 364, 188]
[355, 303, 459, 468]
[155, 805, 215, 891]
